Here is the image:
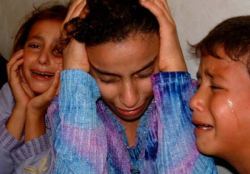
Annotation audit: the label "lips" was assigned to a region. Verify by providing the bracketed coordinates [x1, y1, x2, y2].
[193, 122, 213, 130]
[116, 105, 145, 118]
[192, 118, 214, 135]
[31, 70, 55, 80]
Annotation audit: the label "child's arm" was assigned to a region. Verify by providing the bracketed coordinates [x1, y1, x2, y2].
[0, 83, 17, 174]
[24, 71, 60, 142]
[51, 70, 107, 174]
[5, 50, 28, 140]
[152, 72, 217, 173]
[51, 1, 108, 173]
[0, 51, 57, 173]
[141, 0, 217, 173]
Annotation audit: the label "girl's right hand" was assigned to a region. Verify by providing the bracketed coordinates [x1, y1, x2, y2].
[7, 50, 33, 107]
[62, 0, 89, 72]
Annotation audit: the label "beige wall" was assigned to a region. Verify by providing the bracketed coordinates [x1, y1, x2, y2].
[169, 0, 250, 77]
[1, 0, 249, 173]
[0, 0, 68, 59]
[1, 0, 250, 78]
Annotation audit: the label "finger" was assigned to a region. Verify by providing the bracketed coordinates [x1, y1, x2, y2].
[63, 0, 86, 27]
[8, 58, 24, 84]
[64, 0, 82, 25]
[70, 0, 87, 19]
[21, 81, 35, 98]
[18, 67, 35, 98]
[140, 0, 174, 26]
[7, 50, 24, 78]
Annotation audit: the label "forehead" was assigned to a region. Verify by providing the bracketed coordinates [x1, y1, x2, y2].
[28, 19, 62, 39]
[198, 48, 250, 82]
[86, 33, 159, 72]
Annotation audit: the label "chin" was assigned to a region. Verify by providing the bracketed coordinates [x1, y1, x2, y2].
[117, 113, 143, 122]
[30, 85, 50, 95]
[196, 140, 218, 157]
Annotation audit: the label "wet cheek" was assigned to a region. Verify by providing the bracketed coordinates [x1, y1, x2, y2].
[210, 95, 239, 131]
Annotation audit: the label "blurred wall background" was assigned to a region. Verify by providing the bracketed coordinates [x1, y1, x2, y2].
[1, 0, 250, 78]
[1, 0, 250, 173]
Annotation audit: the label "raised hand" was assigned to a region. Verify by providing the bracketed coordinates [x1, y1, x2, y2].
[7, 50, 34, 107]
[25, 71, 60, 141]
[140, 0, 187, 72]
[62, 0, 89, 72]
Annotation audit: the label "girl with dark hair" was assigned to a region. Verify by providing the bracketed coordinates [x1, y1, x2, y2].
[50, 0, 217, 173]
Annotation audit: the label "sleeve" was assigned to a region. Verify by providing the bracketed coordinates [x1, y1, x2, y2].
[152, 72, 217, 174]
[0, 83, 18, 174]
[51, 70, 107, 174]
[0, 83, 54, 174]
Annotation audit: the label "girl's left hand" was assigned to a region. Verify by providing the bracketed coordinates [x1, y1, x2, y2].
[140, 0, 187, 72]
[25, 71, 60, 141]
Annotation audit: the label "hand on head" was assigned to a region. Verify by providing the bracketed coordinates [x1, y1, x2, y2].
[62, 0, 89, 72]
[140, 0, 187, 71]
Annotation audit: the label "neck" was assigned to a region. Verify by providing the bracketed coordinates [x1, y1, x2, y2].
[119, 119, 139, 147]
[224, 148, 250, 174]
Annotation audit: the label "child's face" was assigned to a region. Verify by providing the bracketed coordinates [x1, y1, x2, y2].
[87, 33, 159, 123]
[190, 46, 250, 159]
[22, 19, 63, 94]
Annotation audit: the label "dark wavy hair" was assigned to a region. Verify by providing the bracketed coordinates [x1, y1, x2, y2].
[193, 16, 250, 74]
[64, 0, 159, 46]
[13, 3, 68, 53]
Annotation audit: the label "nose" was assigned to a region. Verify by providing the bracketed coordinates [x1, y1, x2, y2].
[189, 88, 205, 112]
[120, 81, 139, 108]
[38, 49, 50, 65]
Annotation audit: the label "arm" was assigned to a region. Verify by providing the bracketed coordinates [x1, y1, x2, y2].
[141, 0, 217, 173]
[152, 72, 217, 173]
[0, 50, 58, 173]
[141, 0, 186, 72]
[0, 84, 17, 174]
[24, 71, 60, 142]
[52, 1, 107, 173]
[5, 50, 28, 140]
[0, 83, 54, 174]
[52, 70, 107, 174]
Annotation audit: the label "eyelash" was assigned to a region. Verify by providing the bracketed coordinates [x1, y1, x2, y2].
[136, 69, 154, 78]
[99, 78, 118, 84]
[27, 43, 40, 49]
[210, 84, 222, 91]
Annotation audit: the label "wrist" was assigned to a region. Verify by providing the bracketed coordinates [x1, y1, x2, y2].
[26, 106, 45, 122]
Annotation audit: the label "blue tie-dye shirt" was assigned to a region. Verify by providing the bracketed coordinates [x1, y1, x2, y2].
[47, 70, 217, 174]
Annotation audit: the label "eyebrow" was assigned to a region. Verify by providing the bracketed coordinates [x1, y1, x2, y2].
[90, 58, 156, 77]
[27, 35, 44, 41]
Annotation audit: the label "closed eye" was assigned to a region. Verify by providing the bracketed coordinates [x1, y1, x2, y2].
[99, 76, 119, 84]
[210, 85, 223, 91]
[27, 43, 40, 49]
[136, 68, 154, 78]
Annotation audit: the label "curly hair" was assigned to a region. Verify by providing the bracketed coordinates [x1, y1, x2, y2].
[13, 3, 68, 52]
[193, 16, 250, 74]
[64, 0, 159, 46]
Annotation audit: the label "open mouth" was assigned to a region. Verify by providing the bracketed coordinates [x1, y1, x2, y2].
[31, 71, 55, 79]
[194, 123, 213, 130]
